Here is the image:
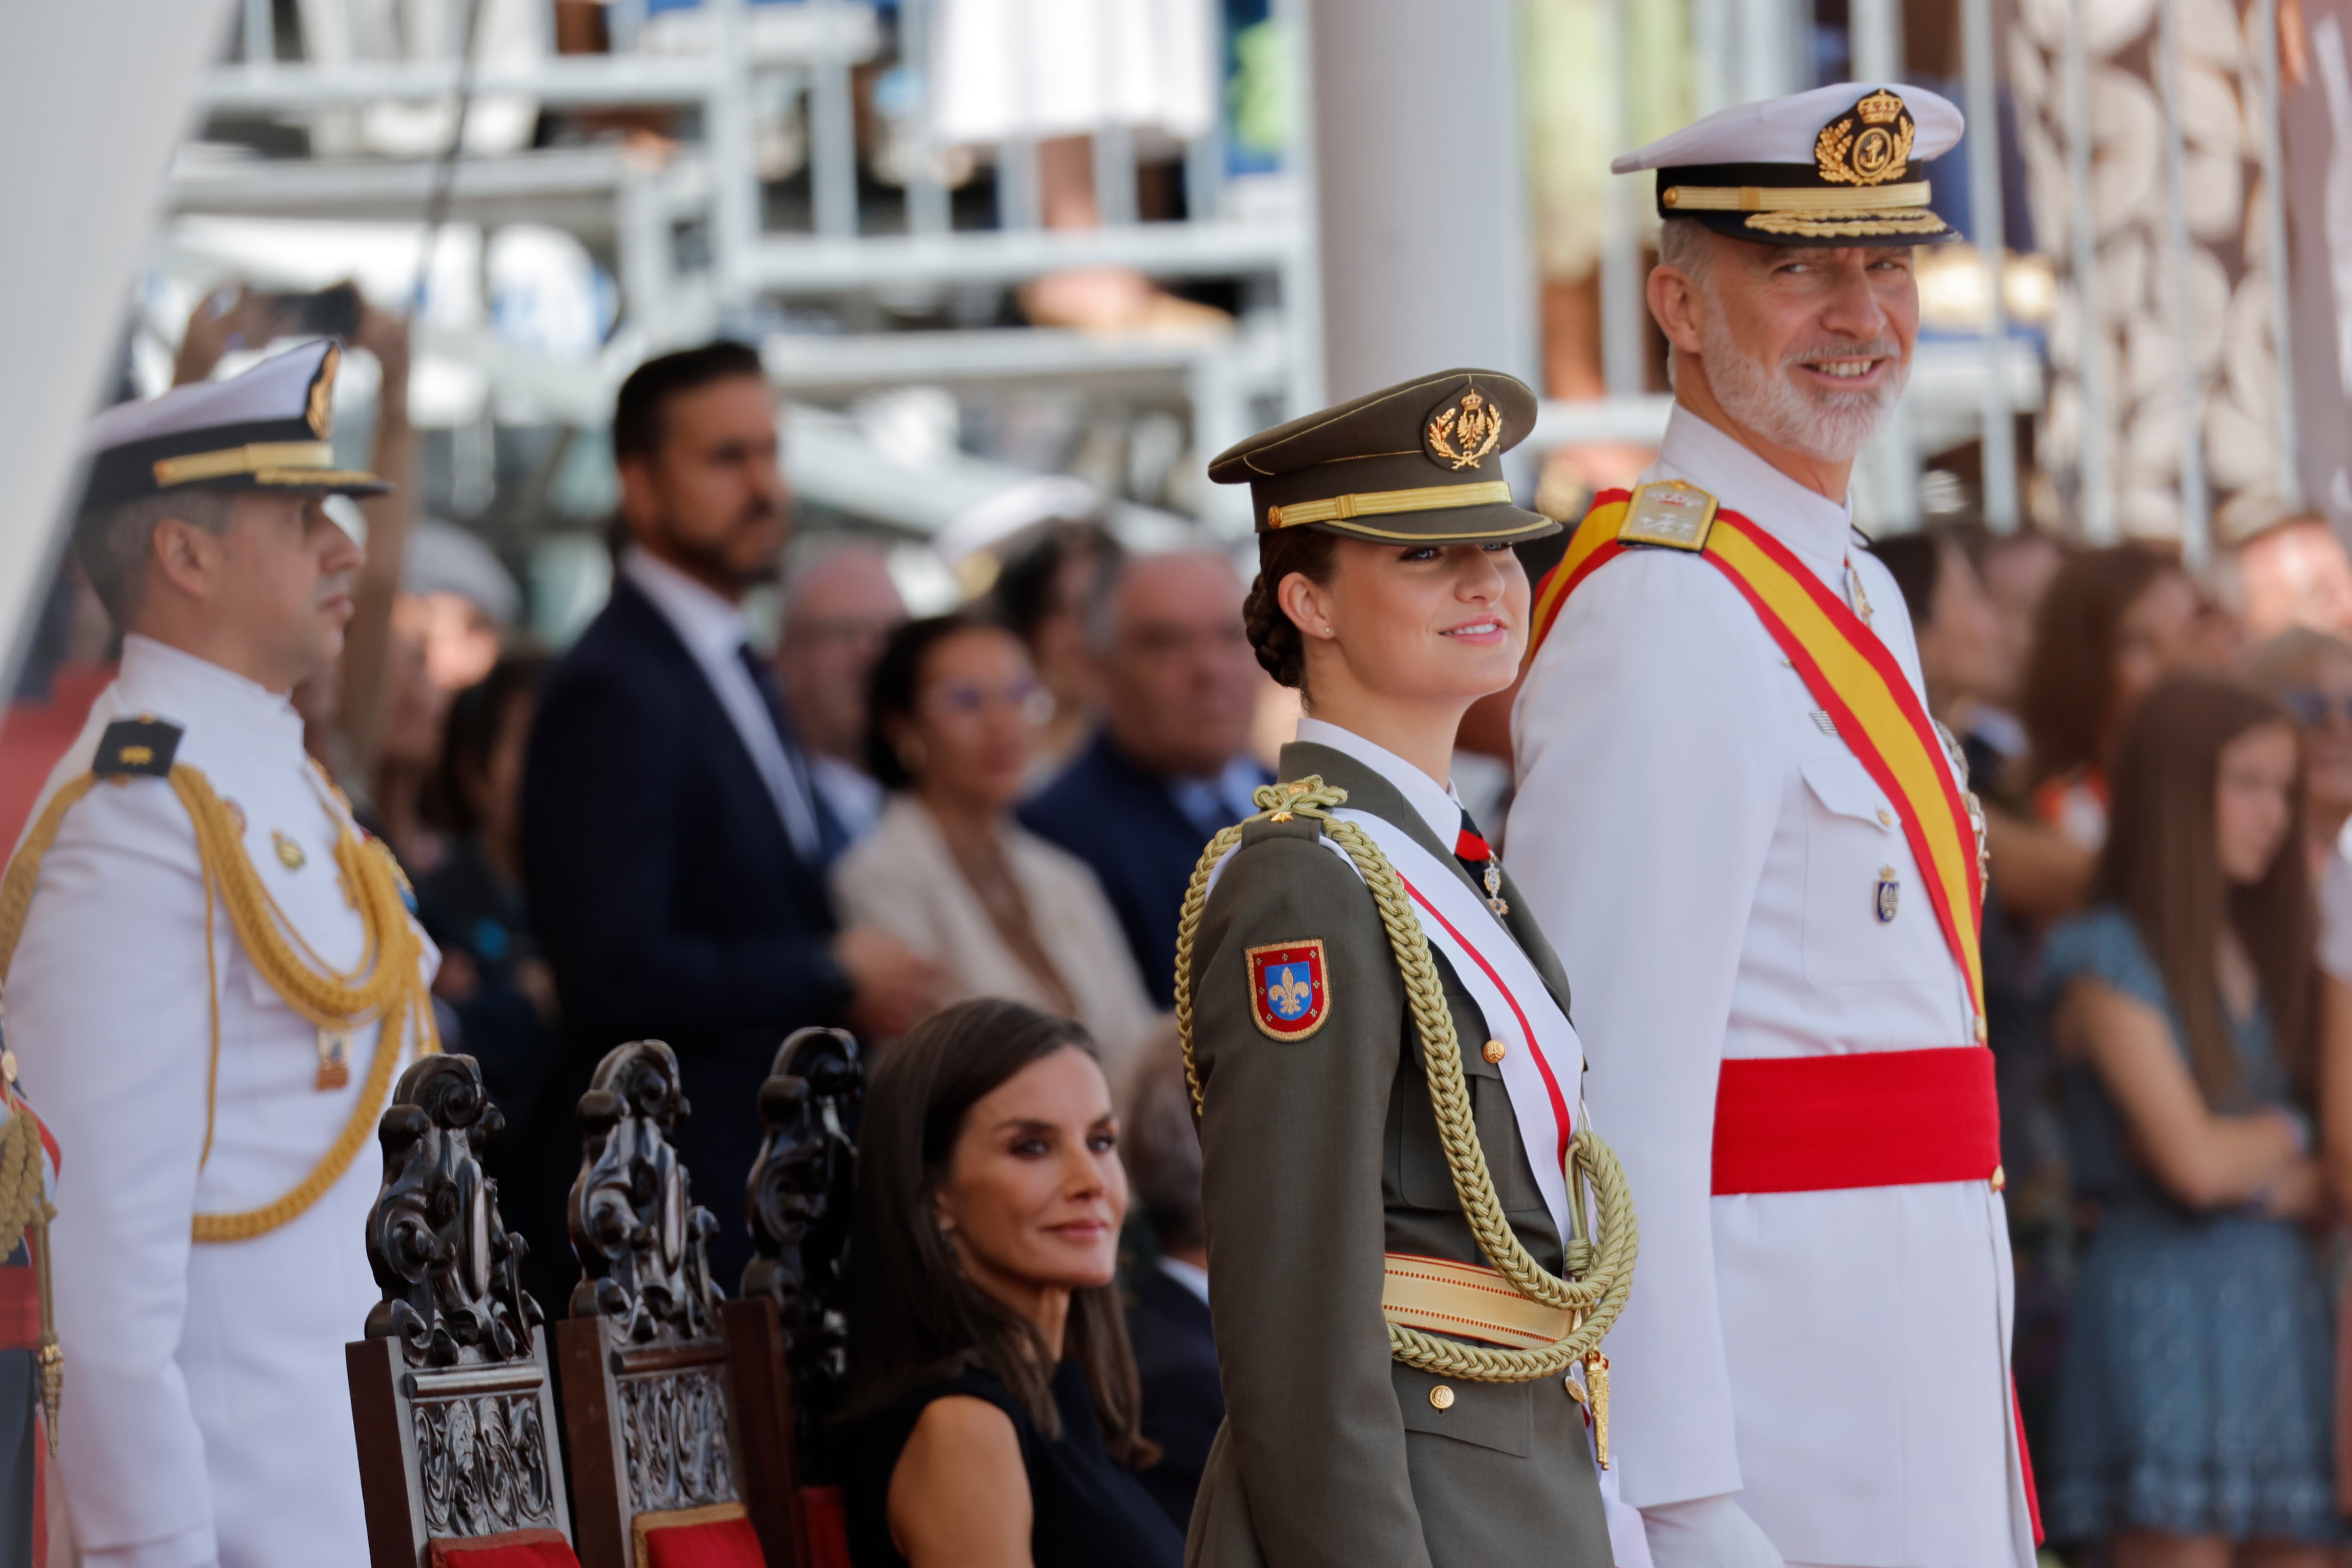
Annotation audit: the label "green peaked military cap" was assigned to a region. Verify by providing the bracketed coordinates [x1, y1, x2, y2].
[1207, 367, 1558, 545]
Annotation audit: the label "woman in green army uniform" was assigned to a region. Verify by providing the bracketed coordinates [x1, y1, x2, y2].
[1175, 368, 1636, 1568]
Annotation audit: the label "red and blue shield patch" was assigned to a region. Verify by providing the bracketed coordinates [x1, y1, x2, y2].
[1248, 939, 1329, 1040]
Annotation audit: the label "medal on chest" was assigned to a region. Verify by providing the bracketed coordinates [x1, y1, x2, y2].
[316, 1026, 354, 1090]
[1454, 825, 1510, 917]
[1875, 865, 1900, 923]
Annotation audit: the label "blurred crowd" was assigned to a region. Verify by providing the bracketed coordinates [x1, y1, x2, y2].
[34, 290, 2352, 1559]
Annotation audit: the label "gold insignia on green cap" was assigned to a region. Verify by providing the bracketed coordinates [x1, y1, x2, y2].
[1425, 389, 1506, 472]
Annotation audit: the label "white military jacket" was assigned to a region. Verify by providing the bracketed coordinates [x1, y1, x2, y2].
[1508, 407, 2034, 1568]
[10, 635, 435, 1568]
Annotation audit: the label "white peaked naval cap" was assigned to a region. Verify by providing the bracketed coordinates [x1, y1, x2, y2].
[1612, 82, 1964, 246]
[78, 339, 388, 515]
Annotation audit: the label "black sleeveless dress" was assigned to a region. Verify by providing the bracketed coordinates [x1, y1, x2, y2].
[842, 1360, 1185, 1568]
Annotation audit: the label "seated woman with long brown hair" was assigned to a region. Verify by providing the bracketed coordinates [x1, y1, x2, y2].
[837, 997, 1183, 1568]
[2041, 676, 2335, 1559]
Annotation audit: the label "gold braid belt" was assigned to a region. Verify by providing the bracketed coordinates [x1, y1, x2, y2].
[1174, 778, 1638, 1384]
[0, 762, 436, 1244]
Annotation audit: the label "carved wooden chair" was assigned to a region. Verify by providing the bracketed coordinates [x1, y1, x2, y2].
[346, 1053, 579, 1568]
[554, 1040, 790, 1568]
[726, 1027, 865, 1568]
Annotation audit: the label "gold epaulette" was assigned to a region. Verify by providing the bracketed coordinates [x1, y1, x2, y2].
[1617, 479, 1719, 551]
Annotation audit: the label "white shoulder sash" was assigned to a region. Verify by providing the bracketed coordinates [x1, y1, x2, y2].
[1207, 809, 1585, 1242]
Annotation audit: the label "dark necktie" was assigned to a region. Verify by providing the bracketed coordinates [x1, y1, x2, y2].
[1455, 810, 1510, 917]
[736, 644, 848, 864]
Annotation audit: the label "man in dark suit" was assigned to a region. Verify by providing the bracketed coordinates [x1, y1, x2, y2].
[523, 342, 936, 1293]
[1019, 552, 1268, 1006]
[1123, 1043, 1224, 1530]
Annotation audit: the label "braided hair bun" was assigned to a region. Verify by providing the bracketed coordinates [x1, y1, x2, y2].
[1244, 526, 1341, 691]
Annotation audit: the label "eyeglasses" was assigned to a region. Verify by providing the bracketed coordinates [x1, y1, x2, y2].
[920, 679, 1055, 724]
[2281, 686, 2352, 729]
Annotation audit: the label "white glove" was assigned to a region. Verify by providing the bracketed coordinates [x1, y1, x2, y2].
[1640, 1494, 1785, 1568]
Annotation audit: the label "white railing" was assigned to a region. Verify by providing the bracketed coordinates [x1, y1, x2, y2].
[175, 0, 1320, 540]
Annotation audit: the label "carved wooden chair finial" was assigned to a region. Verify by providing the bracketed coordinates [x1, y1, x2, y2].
[347, 1052, 574, 1566]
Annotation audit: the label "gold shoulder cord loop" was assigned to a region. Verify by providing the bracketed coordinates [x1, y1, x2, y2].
[1174, 777, 1638, 1383]
[0, 762, 436, 1246]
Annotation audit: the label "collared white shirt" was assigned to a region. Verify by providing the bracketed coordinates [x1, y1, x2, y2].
[1293, 717, 1463, 846]
[808, 752, 884, 846]
[1646, 402, 1867, 606]
[622, 547, 823, 863]
[1159, 1253, 1211, 1308]
[1166, 756, 1270, 840]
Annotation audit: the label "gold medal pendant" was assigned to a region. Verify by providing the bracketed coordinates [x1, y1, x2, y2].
[316, 1026, 353, 1091]
[1483, 862, 1510, 917]
[1586, 1352, 1612, 1468]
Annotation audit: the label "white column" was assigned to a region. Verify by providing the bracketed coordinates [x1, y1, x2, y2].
[0, 0, 234, 691]
[1306, 0, 1539, 398]
[1849, 0, 1904, 84]
[1963, 0, 2020, 526]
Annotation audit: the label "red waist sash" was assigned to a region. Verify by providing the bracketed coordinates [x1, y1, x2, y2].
[1711, 1048, 2000, 1195]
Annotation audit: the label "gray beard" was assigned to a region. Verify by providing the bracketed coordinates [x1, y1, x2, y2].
[1697, 309, 1908, 464]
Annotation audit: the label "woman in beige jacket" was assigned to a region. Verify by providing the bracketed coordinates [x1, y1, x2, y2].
[833, 613, 1159, 1096]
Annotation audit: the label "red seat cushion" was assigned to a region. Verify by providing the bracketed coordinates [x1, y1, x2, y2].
[634, 1503, 765, 1568]
[428, 1529, 581, 1568]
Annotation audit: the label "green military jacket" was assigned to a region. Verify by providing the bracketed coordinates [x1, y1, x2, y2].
[1182, 741, 1611, 1568]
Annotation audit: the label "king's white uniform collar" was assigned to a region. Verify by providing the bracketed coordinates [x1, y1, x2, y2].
[1646, 403, 1857, 569]
[115, 634, 309, 760]
[1293, 717, 1464, 847]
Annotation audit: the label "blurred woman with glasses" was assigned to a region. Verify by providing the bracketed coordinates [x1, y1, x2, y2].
[835, 613, 1156, 1089]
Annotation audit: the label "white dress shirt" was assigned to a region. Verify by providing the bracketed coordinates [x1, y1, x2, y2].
[1508, 406, 2033, 1568]
[12, 636, 437, 1568]
[622, 547, 823, 863]
[809, 752, 885, 845]
[1292, 717, 1464, 844]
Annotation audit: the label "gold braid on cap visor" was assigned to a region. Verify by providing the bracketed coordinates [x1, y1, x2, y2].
[1660, 179, 1947, 238]
[152, 441, 337, 487]
[1268, 479, 1518, 532]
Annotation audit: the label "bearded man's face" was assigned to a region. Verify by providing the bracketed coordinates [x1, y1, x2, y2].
[1682, 236, 1920, 464]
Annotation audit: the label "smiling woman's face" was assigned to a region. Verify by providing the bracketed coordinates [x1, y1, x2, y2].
[1287, 537, 1530, 708]
[931, 1047, 1126, 1308]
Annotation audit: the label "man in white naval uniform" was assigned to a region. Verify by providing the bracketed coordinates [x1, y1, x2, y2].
[6, 341, 436, 1568]
[1508, 87, 2037, 1568]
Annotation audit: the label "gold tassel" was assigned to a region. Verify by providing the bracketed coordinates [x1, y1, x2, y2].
[1586, 1352, 1611, 1469]
[33, 1202, 57, 1456]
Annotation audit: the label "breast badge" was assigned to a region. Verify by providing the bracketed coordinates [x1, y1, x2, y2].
[1248, 939, 1330, 1041]
[1875, 866, 1900, 924]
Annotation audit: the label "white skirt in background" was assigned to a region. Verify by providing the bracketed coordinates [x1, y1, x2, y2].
[931, 0, 1217, 145]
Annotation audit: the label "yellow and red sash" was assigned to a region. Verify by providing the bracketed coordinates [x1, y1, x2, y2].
[1529, 489, 1986, 1036]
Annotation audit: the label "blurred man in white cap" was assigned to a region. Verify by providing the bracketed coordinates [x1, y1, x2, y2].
[1508, 85, 2039, 1568]
[3, 340, 438, 1568]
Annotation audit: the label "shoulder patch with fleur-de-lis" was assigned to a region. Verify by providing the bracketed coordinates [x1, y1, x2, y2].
[1247, 939, 1331, 1040]
[1424, 388, 1506, 471]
